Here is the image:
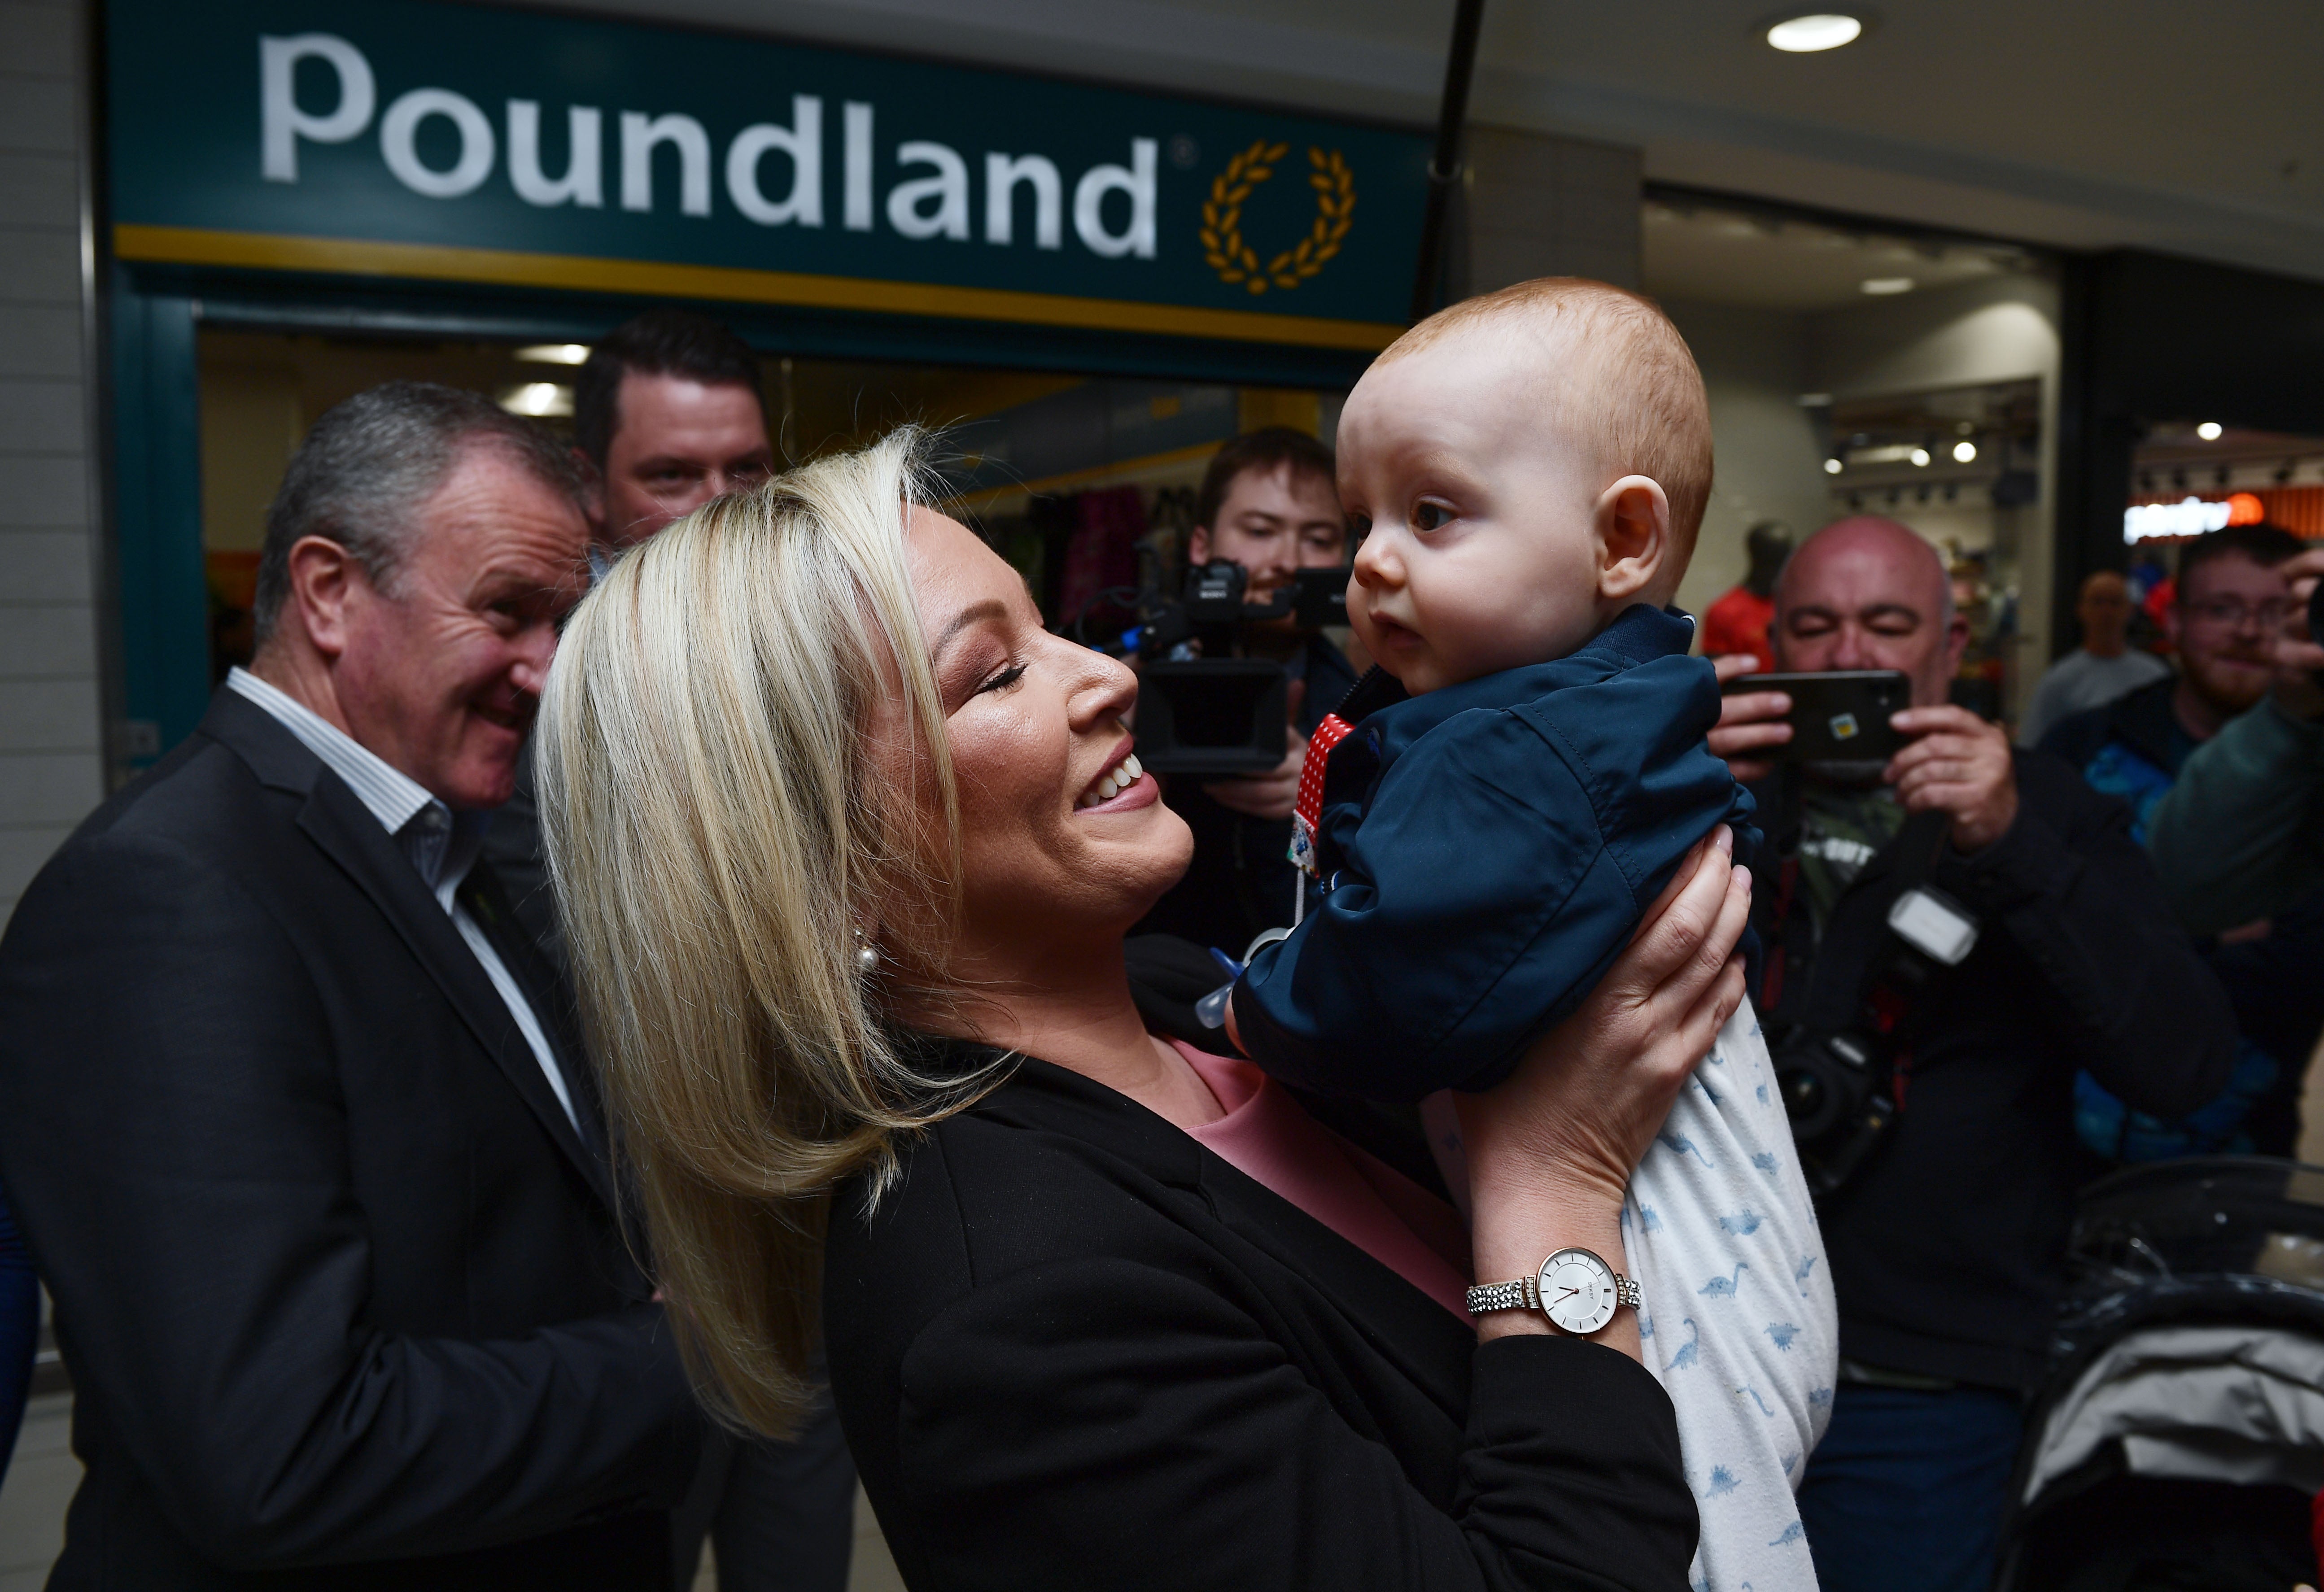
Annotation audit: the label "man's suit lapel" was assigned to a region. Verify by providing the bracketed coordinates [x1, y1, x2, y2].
[199, 692, 613, 1208]
[293, 781, 615, 1206]
[462, 858, 617, 1204]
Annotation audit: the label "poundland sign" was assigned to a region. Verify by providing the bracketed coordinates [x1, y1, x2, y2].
[107, 0, 1429, 349]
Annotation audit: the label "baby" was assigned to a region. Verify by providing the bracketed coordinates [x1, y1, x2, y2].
[1230, 279, 1837, 1592]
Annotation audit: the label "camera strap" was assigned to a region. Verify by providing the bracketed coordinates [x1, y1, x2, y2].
[1784, 804, 1955, 1041]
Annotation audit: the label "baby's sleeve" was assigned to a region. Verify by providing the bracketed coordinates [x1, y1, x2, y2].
[1232, 655, 1749, 1102]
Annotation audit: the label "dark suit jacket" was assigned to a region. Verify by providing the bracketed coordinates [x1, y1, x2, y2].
[825, 1051, 1697, 1592]
[0, 691, 701, 1590]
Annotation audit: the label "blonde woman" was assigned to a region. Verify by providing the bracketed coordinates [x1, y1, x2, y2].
[538, 430, 1752, 1592]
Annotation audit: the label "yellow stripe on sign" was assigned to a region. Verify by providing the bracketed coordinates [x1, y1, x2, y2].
[944, 441, 1225, 510]
[112, 225, 1404, 352]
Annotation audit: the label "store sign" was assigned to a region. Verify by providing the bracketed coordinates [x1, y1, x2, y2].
[106, 0, 1430, 348]
[2122, 491, 2265, 541]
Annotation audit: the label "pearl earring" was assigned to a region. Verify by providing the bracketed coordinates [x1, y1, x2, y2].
[854, 930, 879, 976]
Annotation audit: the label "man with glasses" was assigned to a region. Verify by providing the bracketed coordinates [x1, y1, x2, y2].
[2041, 522, 2324, 1159]
[2020, 570, 2172, 744]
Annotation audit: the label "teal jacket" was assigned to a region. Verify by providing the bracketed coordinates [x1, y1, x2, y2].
[2147, 697, 2324, 935]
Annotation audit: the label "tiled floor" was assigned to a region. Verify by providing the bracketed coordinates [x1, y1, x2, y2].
[0, 1395, 70, 1592]
[1, 1392, 905, 1592]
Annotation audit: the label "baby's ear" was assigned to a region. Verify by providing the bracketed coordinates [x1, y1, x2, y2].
[1595, 476, 1670, 606]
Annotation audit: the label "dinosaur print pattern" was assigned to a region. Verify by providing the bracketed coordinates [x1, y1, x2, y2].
[1628, 996, 1837, 1591]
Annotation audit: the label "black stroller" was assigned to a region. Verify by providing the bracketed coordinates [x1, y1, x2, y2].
[1997, 1158, 2324, 1592]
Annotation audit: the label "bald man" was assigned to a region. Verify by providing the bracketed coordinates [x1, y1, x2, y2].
[2019, 570, 2171, 744]
[1710, 517, 2230, 1592]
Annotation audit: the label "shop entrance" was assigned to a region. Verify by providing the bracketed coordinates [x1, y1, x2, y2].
[164, 292, 1357, 739]
[1642, 188, 2062, 729]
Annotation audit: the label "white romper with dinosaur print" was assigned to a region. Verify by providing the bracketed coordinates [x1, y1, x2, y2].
[1624, 994, 1839, 1592]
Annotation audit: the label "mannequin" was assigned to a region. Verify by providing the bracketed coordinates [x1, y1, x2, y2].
[1701, 520, 1794, 670]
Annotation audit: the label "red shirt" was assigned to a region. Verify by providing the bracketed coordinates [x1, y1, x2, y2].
[1701, 585, 1777, 672]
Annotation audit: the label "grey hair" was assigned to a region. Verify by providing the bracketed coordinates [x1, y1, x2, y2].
[253, 381, 581, 644]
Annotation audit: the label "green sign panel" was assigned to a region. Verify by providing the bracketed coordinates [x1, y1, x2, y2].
[107, 0, 1429, 347]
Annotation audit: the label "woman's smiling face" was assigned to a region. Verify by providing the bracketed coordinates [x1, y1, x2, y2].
[901, 507, 1193, 963]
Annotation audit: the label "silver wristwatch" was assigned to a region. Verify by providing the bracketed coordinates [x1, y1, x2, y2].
[1466, 1247, 1641, 1335]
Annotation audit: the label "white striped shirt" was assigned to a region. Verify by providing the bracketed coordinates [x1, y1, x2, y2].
[227, 667, 580, 1134]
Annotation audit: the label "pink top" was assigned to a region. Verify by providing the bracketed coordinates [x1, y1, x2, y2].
[1174, 1041, 1472, 1321]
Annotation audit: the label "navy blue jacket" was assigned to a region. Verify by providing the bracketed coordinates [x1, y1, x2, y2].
[1231, 606, 1755, 1099]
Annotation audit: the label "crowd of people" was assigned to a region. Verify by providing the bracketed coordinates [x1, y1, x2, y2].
[0, 285, 2316, 1592]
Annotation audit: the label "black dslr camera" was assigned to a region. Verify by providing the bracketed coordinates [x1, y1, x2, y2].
[1129, 561, 1349, 776]
[1775, 1029, 1897, 1199]
[1772, 841, 1979, 1199]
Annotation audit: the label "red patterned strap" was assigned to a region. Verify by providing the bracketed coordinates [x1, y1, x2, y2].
[1288, 712, 1358, 878]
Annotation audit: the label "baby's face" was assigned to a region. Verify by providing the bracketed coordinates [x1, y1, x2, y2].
[1338, 334, 1608, 695]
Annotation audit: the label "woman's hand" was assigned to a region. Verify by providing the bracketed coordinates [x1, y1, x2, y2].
[1455, 828, 1753, 1356]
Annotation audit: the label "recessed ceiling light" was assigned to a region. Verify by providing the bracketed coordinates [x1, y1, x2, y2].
[1952, 441, 1977, 463]
[500, 382, 574, 417]
[1861, 277, 1914, 295]
[516, 343, 591, 365]
[2196, 421, 2224, 440]
[1766, 13, 1864, 52]
[1824, 458, 1844, 475]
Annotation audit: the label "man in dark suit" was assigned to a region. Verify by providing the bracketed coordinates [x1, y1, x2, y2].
[0, 382, 702, 1590]
[482, 311, 857, 1592]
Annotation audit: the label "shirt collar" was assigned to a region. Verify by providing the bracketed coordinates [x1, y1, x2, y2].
[226, 667, 481, 891]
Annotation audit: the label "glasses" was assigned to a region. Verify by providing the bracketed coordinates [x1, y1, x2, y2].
[2184, 597, 2295, 630]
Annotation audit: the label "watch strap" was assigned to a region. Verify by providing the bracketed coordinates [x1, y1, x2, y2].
[1465, 1276, 1537, 1315]
[1465, 1271, 1642, 1317]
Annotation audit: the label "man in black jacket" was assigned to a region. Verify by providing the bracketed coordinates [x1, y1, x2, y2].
[478, 312, 858, 1592]
[1710, 516, 2232, 1592]
[1132, 427, 1358, 956]
[0, 384, 701, 1589]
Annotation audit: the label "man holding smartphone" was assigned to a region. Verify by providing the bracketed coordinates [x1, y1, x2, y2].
[1708, 516, 2232, 1592]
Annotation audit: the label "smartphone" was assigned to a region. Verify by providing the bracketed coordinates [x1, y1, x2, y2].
[1718, 670, 1912, 762]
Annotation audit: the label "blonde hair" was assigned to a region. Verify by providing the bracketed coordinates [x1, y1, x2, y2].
[536, 427, 988, 1437]
[1379, 277, 1714, 578]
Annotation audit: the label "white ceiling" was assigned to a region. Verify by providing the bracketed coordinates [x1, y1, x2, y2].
[495, 0, 2324, 284]
[1642, 198, 2040, 311]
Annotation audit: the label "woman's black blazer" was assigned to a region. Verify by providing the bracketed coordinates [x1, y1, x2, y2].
[824, 1051, 1697, 1591]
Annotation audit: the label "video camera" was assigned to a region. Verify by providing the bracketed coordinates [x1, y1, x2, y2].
[1126, 560, 1349, 776]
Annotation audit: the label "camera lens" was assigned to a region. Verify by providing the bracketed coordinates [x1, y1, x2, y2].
[1782, 1069, 1825, 1120]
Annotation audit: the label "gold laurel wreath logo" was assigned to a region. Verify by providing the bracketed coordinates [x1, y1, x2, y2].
[1200, 141, 1356, 294]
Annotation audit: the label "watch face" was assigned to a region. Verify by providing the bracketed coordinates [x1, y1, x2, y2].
[1537, 1248, 1620, 1335]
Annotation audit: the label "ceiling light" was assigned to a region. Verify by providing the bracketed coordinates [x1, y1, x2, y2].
[1952, 441, 1977, 463]
[1766, 13, 1863, 52]
[1909, 447, 1931, 467]
[2196, 421, 2224, 440]
[500, 382, 573, 417]
[1823, 458, 1844, 475]
[516, 343, 591, 365]
[1861, 277, 1914, 295]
